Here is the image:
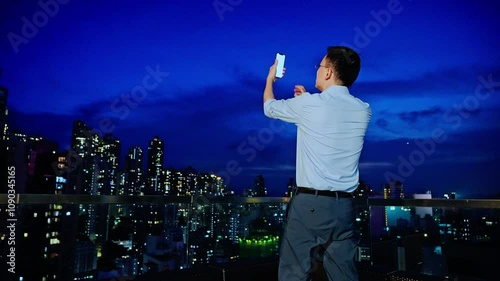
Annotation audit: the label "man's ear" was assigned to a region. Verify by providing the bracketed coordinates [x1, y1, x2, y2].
[325, 68, 334, 80]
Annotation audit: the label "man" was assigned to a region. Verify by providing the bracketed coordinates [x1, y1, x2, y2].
[263, 46, 371, 281]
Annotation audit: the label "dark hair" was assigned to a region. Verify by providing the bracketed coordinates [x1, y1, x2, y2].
[325, 46, 361, 87]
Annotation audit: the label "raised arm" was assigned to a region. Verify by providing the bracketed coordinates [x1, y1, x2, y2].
[264, 59, 280, 103]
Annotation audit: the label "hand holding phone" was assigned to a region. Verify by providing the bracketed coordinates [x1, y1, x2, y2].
[275, 53, 285, 78]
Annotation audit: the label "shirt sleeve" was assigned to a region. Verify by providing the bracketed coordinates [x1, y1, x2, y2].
[263, 94, 309, 124]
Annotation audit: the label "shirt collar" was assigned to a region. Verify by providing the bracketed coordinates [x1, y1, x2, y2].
[322, 85, 350, 95]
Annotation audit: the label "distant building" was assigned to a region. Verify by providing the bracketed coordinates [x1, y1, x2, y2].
[17, 202, 66, 280]
[162, 168, 173, 195]
[189, 226, 214, 266]
[5, 132, 58, 194]
[143, 229, 186, 273]
[106, 210, 139, 277]
[228, 212, 241, 243]
[444, 192, 456, 199]
[254, 175, 267, 197]
[444, 209, 471, 241]
[171, 168, 200, 196]
[382, 180, 406, 232]
[413, 191, 433, 219]
[97, 134, 121, 195]
[8, 139, 81, 281]
[383, 180, 405, 199]
[117, 169, 127, 195]
[73, 239, 97, 280]
[147, 136, 164, 193]
[243, 187, 256, 197]
[70, 121, 110, 246]
[5, 131, 30, 194]
[194, 172, 226, 196]
[132, 203, 165, 273]
[354, 180, 372, 198]
[70, 120, 100, 195]
[386, 206, 411, 230]
[422, 245, 447, 276]
[286, 177, 296, 197]
[356, 208, 372, 261]
[125, 146, 144, 195]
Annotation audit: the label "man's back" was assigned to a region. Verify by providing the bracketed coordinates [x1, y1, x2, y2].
[293, 85, 371, 192]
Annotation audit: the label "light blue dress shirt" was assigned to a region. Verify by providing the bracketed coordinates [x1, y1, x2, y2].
[264, 85, 371, 193]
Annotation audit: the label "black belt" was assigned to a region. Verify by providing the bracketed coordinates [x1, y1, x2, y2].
[296, 187, 353, 198]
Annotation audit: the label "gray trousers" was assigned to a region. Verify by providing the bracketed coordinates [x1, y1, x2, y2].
[278, 192, 358, 281]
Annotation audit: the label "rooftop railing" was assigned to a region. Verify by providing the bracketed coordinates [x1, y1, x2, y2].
[3, 194, 500, 208]
[1, 194, 499, 281]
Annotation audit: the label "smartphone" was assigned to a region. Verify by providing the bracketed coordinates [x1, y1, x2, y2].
[275, 53, 285, 78]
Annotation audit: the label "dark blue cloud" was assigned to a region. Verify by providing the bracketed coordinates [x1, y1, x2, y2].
[2, 0, 500, 196]
[398, 107, 445, 124]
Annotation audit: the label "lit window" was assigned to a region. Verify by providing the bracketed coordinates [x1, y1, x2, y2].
[50, 238, 60, 245]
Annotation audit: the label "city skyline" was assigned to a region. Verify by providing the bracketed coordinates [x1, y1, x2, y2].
[1, 0, 499, 197]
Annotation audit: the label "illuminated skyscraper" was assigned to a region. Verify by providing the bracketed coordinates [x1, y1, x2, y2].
[70, 121, 99, 238]
[161, 168, 174, 195]
[147, 136, 164, 193]
[97, 133, 121, 195]
[183, 166, 197, 195]
[70, 120, 100, 195]
[69, 121, 104, 261]
[173, 170, 187, 196]
[125, 146, 144, 195]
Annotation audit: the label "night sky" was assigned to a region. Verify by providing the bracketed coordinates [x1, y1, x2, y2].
[1, 0, 499, 197]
